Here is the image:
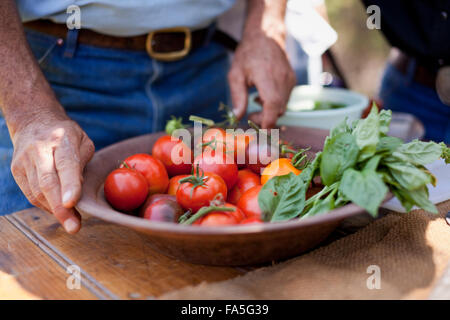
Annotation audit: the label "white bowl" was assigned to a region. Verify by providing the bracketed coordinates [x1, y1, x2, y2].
[247, 85, 369, 130]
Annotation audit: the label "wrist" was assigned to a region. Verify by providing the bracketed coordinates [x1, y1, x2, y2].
[243, 0, 287, 48]
[245, 18, 286, 47]
[7, 99, 68, 140]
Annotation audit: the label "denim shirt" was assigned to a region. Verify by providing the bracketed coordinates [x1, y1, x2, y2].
[16, 0, 236, 36]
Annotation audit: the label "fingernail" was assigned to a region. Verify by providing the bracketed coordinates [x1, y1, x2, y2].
[63, 217, 79, 234]
[62, 190, 73, 205]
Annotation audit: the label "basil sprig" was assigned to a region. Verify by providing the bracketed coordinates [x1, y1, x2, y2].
[258, 105, 450, 222]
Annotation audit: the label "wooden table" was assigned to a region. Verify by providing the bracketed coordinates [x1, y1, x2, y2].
[0, 208, 247, 300]
[1, 207, 449, 300]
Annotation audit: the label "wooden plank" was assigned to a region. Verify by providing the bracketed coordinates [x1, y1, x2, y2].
[13, 208, 244, 299]
[0, 216, 97, 300]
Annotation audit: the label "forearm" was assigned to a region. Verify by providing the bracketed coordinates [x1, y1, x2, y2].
[0, 0, 66, 139]
[244, 0, 287, 47]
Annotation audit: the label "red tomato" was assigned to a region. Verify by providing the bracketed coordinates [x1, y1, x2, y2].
[142, 199, 184, 222]
[223, 203, 246, 222]
[202, 128, 254, 168]
[227, 169, 261, 205]
[193, 212, 238, 226]
[152, 135, 192, 176]
[193, 151, 238, 190]
[104, 168, 148, 212]
[193, 204, 244, 226]
[138, 193, 176, 217]
[167, 174, 189, 195]
[237, 185, 263, 219]
[122, 154, 169, 194]
[245, 140, 279, 175]
[306, 185, 323, 199]
[280, 140, 295, 159]
[240, 217, 263, 224]
[234, 132, 255, 168]
[202, 128, 228, 145]
[176, 172, 227, 213]
[201, 128, 232, 160]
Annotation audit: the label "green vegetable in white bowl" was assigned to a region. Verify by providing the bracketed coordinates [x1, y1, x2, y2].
[247, 85, 369, 130]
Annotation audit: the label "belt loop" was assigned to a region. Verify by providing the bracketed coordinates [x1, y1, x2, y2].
[204, 23, 217, 46]
[406, 58, 417, 85]
[64, 28, 79, 58]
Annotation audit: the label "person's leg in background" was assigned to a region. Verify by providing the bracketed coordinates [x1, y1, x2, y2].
[0, 29, 230, 215]
[379, 62, 450, 143]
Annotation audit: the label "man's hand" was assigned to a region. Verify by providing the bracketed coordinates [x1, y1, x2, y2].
[228, 0, 296, 129]
[11, 111, 94, 234]
[0, 1, 94, 233]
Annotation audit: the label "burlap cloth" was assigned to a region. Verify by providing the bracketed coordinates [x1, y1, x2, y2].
[161, 200, 450, 300]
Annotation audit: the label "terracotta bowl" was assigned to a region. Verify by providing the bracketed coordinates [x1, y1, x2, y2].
[76, 127, 381, 266]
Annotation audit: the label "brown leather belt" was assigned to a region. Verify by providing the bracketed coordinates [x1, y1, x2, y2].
[389, 48, 437, 88]
[23, 20, 237, 61]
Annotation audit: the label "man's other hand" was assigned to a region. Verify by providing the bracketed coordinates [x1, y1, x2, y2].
[228, 0, 296, 129]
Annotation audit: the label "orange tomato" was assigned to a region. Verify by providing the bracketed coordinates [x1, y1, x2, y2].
[260, 158, 301, 185]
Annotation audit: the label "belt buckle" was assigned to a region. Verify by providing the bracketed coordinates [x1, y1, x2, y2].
[146, 27, 192, 62]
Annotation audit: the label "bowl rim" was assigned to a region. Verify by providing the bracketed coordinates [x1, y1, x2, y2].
[248, 85, 369, 118]
[76, 132, 392, 237]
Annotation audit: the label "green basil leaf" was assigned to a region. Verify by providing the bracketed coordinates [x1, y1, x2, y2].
[379, 109, 392, 136]
[320, 132, 359, 186]
[338, 168, 388, 216]
[362, 154, 382, 172]
[353, 105, 380, 158]
[258, 172, 307, 222]
[391, 186, 438, 214]
[299, 152, 321, 185]
[408, 186, 438, 213]
[376, 136, 403, 154]
[390, 187, 415, 212]
[330, 118, 351, 138]
[378, 169, 401, 188]
[301, 190, 336, 219]
[439, 142, 450, 164]
[385, 161, 432, 190]
[392, 140, 443, 165]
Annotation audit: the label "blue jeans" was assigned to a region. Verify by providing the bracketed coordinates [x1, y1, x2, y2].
[0, 28, 231, 215]
[379, 63, 450, 143]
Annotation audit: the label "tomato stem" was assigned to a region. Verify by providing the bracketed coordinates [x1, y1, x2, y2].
[181, 206, 235, 225]
[189, 115, 215, 127]
[216, 102, 238, 129]
[121, 161, 131, 170]
[179, 164, 208, 198]
[178, 210, 192, 223]
[165, 116, 188, 135]
[281, 145, 298, 156]
[247, 120, 261, 134]
[199, 137, 219, 150]
[291, 147, 311, 169]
